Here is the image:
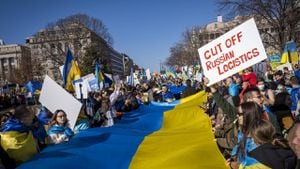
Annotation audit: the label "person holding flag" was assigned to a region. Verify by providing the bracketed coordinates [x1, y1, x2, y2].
[62, 49, 81, 92]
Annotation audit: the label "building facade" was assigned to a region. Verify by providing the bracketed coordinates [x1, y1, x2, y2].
[122, 53, 134, 77]
[26, 23, 126, 81]
[108, 47, 125, 78]
[0, 44, 32, 85]
[191, 15, 300, 55]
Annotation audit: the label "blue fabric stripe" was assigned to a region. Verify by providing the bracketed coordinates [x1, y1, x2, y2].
[18, 104, 174, 169]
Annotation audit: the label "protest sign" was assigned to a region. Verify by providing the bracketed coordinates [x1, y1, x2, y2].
[252, 61, 267, 79]
[269, 54, 281, 70]
[88, 78, 98, 91]
[146, 68, 151, 80]
[73, 79, 88, 99]
[113, 75, 120, 86]
[39, 75, 82, 129]
[198, 18, 267, 86]
[73, 73, 95, 99]
[276, 63, 293, 71]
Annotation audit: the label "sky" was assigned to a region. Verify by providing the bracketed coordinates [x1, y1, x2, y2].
[0, 0, 222, 72]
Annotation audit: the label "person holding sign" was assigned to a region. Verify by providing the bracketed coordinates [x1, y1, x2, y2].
[241, 67, 257, 87]
[47, 109, 74, 144]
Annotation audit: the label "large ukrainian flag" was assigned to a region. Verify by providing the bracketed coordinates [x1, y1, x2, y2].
[18, 91, 229, 169]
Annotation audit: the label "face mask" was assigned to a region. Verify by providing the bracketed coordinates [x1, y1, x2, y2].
[257, 84, 265, 91]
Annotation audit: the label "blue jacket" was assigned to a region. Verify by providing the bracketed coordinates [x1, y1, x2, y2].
[161, 91, 175, 102]
[290, 86, 300, 111]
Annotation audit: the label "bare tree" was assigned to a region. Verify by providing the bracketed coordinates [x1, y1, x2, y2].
[217, 0, 300, 52]
[8, 54, 32, 84]
[28, 13, 113, 80]
[79, 44, 112, 75]
[166, 27, 206, 67]
[46, 13, 113, 46]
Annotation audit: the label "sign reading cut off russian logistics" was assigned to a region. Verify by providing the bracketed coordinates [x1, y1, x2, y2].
[198, 18, 267, 86]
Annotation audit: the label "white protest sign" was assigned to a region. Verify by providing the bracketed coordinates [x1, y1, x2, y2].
[113, 75, 120, 86]
[88, 78, 101, 91]
[73, 73, 97, 98]
[81, 73, 95, 92]
[146, 68, 151, 80]
[198, 18, 267, 86]
[276, 63, 294, 71]
[39, 75, 82, 129]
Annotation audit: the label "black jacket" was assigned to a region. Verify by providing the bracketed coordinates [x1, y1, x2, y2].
[249, 143, 296, 169]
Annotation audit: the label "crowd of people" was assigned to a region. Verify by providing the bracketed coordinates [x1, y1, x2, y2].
[205, 66, 300, 168]
[0, 74, 200, 168]
[1, 63, 300, 168]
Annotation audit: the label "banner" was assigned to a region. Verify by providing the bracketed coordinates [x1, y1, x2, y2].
[198, 18, 267, 86]
[276, 63, 294, 71]
[73, 79, 88, 99]
[146, 68, 151, 81]
[73, 73, 95, 99]
[252, 61, 267, 79]
[39, 75, 82, 129]
[269, 54, 281, 70]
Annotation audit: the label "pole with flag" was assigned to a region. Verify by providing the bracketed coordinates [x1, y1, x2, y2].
[62, 48, 81, 92]
[95, 62, 100, 90]
[95, 61, 104, 90]
[128, 67, 134, 86]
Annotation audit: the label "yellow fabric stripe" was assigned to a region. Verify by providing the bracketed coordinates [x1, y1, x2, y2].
[178, 90, 207, 107]
[0, 131, 38, 165]
[281, 52, 299, 64]
[130, 91, 229, 169]
[280, 53, 289, 63]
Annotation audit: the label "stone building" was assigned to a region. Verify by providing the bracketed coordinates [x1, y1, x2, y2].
[0, 43, 32, 85]
[26, 23, 126, 81]
[108, 47, 125, 77]
[122, 53, 134, 77]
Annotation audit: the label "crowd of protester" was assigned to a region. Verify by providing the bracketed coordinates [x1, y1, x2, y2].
[2, 63, 300, 168]
[0, 75, 200, 168]
[0, 88, 38, 111]
[206, 65, 300, 168]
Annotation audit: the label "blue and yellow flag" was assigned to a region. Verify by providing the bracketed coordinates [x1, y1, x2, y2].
[19, 91, 229, 169]
[0, 131, 38, 165]
[95, 62, 104, 90]
[281, 41, 299, 64]
[128, 67, 134, 86]
[62, 49, 81, 91]
[166, 67, 176, 78]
